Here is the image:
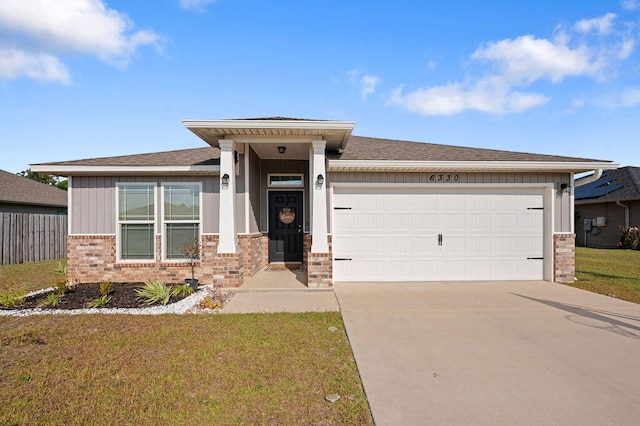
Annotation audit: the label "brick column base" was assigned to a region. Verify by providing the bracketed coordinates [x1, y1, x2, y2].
[305, 234, 333, 288]
[554, 233, 576, 283]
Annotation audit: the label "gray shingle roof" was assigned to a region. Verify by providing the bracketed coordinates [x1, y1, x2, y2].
[32, 134, 610, 170]
[0, 169, 67, 207]
[33, 147, 219, 167]
[329, 136, 605, 162]
[575, 167, 640, 202]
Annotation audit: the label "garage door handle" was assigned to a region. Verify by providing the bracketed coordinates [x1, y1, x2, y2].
[438, 234, 443, 246]
[334, 258, 352, 261]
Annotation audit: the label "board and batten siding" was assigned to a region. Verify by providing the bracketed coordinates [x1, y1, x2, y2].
[70, 176, 219, 235]
[328, 171, 573, 233]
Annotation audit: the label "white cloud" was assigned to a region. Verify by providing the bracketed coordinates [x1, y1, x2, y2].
[179, 0, 217, 11]
[621, 0, 639, 11]
[390, 12, 636, 116]
[0, 0, 161, 83]
[0, 48, 70, 83]
[622, 89, 640, 106]
[575, 13, 617, 34]
[348, 69, 382, 99]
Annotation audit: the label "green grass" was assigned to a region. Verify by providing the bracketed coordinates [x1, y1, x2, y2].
[572, 247, 640, 304]
[0, 313, 372, 425]
[0, 258, 65, 294]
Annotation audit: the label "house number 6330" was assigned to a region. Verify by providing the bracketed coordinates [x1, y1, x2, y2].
[429, 174, 460, 183]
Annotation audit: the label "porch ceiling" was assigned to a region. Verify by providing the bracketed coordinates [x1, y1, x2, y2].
[182, 118, 355, 151]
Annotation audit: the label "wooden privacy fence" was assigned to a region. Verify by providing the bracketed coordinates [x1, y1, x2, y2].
[0, 213, 68, 265]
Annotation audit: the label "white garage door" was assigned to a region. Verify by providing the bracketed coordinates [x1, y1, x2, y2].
[332, 187, 544, 281]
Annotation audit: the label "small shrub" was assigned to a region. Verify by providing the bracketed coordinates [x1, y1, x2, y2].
[99, 281, 113, 296]
[0, 290, 26, 308]
[618, 226, 640, 250]
[198, 284, 225, 310]
[199, 296, 222, 310]
[54, 275, 70, 295]
[39, 293, 62, 308]
[135, 279, 173, 306]
[53, 261, 67, 279]
[172, 283, 194, 297]
[88, 294, 111, 308]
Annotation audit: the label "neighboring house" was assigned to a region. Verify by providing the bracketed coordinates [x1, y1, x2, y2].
[0, 169, 67, 214]
[31, 118, 617, 287]
[574, 167, 640, 248]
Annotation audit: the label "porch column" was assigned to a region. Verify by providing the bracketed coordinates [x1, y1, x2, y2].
[218, 140, 238, 253]
[311, 140, 329, 253]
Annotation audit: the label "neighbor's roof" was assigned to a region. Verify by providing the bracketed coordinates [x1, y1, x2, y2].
[0, 169, 67, 207]
[31, 134, 617, 175]
[575, 167, 640, 203]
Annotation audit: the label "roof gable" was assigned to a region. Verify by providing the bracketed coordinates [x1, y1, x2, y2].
[0, 169, 67, 207]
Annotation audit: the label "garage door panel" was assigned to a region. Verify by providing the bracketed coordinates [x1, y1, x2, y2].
[333, 187, 544, 281]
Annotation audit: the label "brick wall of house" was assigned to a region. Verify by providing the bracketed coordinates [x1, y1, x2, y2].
[554, 233, 575, 283]
[238, 233, 268, 277]
[304, 234, 333, 288]
[67, 234, 245, 287]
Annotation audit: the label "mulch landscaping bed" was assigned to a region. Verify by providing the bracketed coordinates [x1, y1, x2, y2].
[4, 282, 189, 310]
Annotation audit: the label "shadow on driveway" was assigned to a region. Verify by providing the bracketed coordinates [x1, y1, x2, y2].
[512, 293, 640, 339]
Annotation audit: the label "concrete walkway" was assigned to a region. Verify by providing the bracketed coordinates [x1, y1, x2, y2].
[220, 269, 339, 313]
[334, 281, 640, 425]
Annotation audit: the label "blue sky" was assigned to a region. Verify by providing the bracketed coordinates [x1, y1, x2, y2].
[1, 0, 639, 174]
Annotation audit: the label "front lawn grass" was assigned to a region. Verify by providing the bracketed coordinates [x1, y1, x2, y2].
[572, 247, 640, 304]
[0, 312, 372, 425]
[0, 258, 64, 294]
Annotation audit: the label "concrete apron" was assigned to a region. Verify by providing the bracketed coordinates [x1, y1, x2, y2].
[220, 269, 339, 313]
[334, 280, 640, 426]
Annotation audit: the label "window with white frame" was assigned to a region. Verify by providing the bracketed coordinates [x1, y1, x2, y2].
[268, 174, 304, 188]
[117, 183, 155, 261]
[163, 183, 201, 260]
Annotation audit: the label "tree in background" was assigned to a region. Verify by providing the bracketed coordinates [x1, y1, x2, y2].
[17, 169, 68, 190]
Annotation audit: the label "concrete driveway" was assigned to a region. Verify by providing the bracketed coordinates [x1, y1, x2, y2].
[334, 281, 640, 425]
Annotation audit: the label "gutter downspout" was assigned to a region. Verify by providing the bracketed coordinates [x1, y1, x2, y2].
[617, 201, 630, 228]
[574, 169, 603, 187]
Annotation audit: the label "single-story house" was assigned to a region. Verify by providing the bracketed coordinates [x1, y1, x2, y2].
[574, 166, 640, 248]
[31, 118, 618, 287]
[0, 169, 67, 214]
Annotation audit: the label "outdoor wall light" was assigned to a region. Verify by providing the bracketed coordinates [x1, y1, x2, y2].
[221, 173, 230, 189]
[315, 174, 324, 189]
[277, 146, 286, 154]
[560, 183, 572, 193]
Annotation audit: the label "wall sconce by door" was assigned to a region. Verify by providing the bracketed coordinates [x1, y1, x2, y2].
[221, 173, 230, 190]
[315, 174, 324, 189]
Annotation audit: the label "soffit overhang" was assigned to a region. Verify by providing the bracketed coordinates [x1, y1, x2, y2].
[327, 160, 619, 173]
[182, 119, 355, 151]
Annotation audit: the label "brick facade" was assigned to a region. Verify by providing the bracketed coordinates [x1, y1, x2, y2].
[304, 234, 333, 288]
[554, 233, 576, 283]
[238, 233, 268, 277]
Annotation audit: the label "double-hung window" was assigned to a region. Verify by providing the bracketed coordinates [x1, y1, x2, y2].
[163, 183, 201, 260]
[117, 183, 156, 261]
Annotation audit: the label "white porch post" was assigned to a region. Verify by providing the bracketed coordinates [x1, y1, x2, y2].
[218, 140, 238, 253]
[311, 140, 329, 253]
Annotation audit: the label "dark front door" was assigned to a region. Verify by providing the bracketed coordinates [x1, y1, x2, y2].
[269, 191, 303, 262]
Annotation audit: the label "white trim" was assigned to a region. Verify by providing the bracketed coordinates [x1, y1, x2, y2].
[311, 140, 329, 253]
[330, 182, 555, 282]
[244, 144, 250, 233]
[570, 172, 575, 234]
[328, 160, 618, 173]
[182, 119, 355, 131]
[267, 173, 305, 188]
[31, 165, 218, 176]
[218, 140, 238, 253]
[160, 182, 203, 262]
[115, 182, 157, 263]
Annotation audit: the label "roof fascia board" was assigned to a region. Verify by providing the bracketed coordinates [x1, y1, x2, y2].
[575, 196, 640, 205]
[0, 200, 67, 208]
[328, 160, 619, 173]
[182, 119, 355, 131]
[31, 165, 219, 176]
